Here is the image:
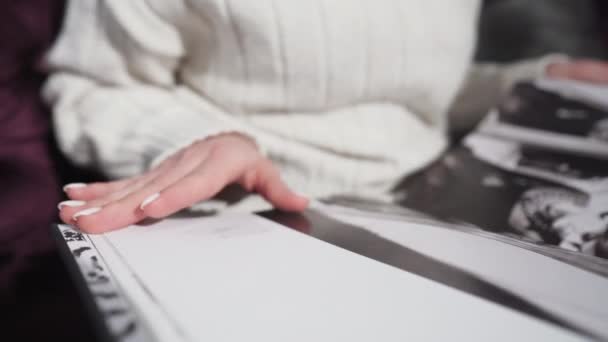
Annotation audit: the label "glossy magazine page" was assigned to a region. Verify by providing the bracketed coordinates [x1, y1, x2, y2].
[398, 80, 608, 264]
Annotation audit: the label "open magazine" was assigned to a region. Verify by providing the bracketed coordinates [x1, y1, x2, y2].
[52, 79, 608, 342]
[55, 202, 608, 341]
[398, 80, 608, 262]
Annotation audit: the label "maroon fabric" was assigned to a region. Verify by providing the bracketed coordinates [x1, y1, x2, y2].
[0, 0, 65, 264]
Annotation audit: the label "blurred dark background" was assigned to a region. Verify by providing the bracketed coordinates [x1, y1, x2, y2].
[1, 0, 608, 340]
[476, 0, 608, 61]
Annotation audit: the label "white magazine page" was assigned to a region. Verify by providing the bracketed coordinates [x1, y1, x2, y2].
[313, 202, 608, 340]
[75, 212, 583, 342]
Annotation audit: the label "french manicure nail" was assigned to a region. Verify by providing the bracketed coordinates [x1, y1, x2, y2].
[63, 183, 87, 192]
[140, 193, 160, 210]
[57, 200, 86, 210]
[72, 207, 101, 221]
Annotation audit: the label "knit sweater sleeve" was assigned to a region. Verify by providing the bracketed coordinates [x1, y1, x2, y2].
[43, 0, 242, 179]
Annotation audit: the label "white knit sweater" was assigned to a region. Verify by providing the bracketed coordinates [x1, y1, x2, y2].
[44, 0, 552, 206]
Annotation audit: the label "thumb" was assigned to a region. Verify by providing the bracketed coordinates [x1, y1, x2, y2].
[547, 60, 608, 83]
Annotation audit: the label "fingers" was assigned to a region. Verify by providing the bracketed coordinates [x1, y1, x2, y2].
[58, 174, 155, 230]
[62, 154, 181, 201]
[75, 160, 211, 232]
[63, 178, 137, 201]
[58, 136, 308, 233]
[141, 153, 237, 218]
[142, 154, 308, 218]
[547, 60, 608, 83]
[59, 149, 210, 233]
[59, 203, 148, 234]
[59, 157, 308, 233]
[58, 177, 146, 233]
[249, 160, 309, 212]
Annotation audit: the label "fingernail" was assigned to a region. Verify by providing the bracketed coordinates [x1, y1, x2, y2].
[58, 200, 86, 210]
[63, 183, 87, 192]
[72, 207, 101, 221]
[308, 199, 323, 210]
[140, 193, 160, 210]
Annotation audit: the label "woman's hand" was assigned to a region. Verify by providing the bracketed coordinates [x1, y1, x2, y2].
[546, 59, 608, 83]
[58, 133, 308, 233]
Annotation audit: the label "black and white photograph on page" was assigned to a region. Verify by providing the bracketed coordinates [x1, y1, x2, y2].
[478, 82, 608, 159]
[397, 144, 608, 261]
[398, 79, 608, 261]
[466, 134, 608, 256]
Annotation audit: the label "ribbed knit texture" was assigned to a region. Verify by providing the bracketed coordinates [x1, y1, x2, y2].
[44, 0, 481, 204]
